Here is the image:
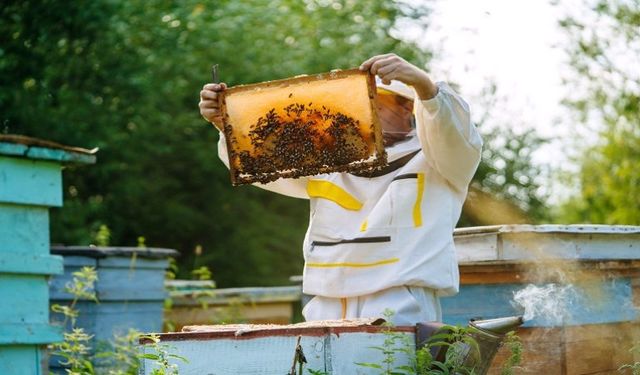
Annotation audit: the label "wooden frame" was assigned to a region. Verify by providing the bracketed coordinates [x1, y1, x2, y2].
[218, 69, 386, 185]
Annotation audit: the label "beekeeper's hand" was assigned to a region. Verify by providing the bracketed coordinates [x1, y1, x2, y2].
[360, 54, 438, 100]
[199, 83, 227, 130]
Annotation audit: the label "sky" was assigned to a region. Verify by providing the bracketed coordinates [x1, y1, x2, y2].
[400, 0, 579, 199]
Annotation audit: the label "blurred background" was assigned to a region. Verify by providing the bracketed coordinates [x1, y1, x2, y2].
[1, 0, 638, 287]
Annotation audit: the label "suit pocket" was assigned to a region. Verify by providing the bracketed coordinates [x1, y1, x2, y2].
[390, 173, 425, 228]
[307, 229, 397, 269]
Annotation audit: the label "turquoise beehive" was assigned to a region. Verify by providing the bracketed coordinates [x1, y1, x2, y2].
[0, 135, 96, 375]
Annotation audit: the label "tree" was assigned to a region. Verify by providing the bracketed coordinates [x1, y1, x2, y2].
[1, 0, 550, 287]
[556, 0, 640, 224]
[1, 0, 431, 286]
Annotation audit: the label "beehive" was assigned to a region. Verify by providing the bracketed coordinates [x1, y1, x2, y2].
[139, 319, 415, 374]
[0, 135, 96, 375]
[447, 224, 640, 374]
[219, 69, 386, 185]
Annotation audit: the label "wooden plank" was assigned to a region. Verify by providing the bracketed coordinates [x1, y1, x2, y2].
[0, 157, 62, 207]
[488, 327, 564, 375]
[0, 345, 42, 375]
[93, 263, 167, 301]
[461, 229, 640, 262]
[442, 284, 523, 326]
[25, 146, 96, 164]
[98, 256, 170, 269]
[0, 252, 62, 275]
[501, 232, 578, 260]
[0, 204, 49, 254]
[166, 302, 294, 329]
[444, 278, 638, 328]
[460, 260, 640, 284]
[460, 271, 526, 284]
[0, 323, 63, 345]
[50, 300, 164, 343]
[0, 275, 50, 325]
[50, 259, 167, 301]
[565, 337, 616, 374]
[564, 322, 637, 374]
[454, 232, 499, 262]
[170, 286, 302, 306]
[488, 323, 640, 375]
[574, 233, 640, 259]
[140, 335, 326, 374]
[0, 135, 96, 164]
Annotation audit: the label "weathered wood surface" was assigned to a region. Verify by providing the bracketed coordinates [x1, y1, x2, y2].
[166, 301, 294, 328]
[488, 322, 640, 375]
[454, 224, 640, 263]
[140, 321, 640, 375]
[442, 277, 637, 327]
[165, 286, 302, 329]
[140, 323, 414, 375]
[0, 138, 94, 375]
[49, 251, 174, 341]
[0, 135, 96, 163]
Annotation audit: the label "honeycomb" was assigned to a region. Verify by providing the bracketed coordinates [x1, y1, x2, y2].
[219, 69, 386, 185]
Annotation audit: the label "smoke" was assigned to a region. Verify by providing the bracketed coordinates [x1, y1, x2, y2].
[512, 283, 578, 325]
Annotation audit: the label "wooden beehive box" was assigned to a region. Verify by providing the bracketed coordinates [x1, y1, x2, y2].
[139, 319, 415, 374]
[219, 69, 386, 185]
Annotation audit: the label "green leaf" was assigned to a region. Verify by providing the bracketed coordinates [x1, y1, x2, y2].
[354, 362, 383, 369]
[167, 353, 189, 362]
[140, 353, 160, 360]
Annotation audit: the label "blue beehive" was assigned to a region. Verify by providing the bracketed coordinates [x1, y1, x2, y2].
[0, 135, 95, 375]
[49, 246, 177, 343]
[444, 225, 640, 326]
[443, 224, 640, 373]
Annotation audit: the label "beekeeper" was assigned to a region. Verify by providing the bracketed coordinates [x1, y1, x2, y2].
[199, 54, 482, 325]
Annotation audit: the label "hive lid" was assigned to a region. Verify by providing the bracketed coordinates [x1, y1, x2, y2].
[453, 224, 640, 263]
[50, 246, 178, 259]
[219, 69, 386, 185]
[0, 134, 97, 164]
[141, 318, 411, 343]
[181, 318, 386, 334]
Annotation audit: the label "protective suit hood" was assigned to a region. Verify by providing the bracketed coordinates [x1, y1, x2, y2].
[375, 76, 415, 101]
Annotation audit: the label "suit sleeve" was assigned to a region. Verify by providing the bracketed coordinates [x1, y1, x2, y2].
[217, 132, 310, 199]
[413, 82, 483, 191]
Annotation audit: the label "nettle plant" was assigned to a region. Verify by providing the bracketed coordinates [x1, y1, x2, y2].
[355, 310, 523, 375]
[49, 266, 187, 375]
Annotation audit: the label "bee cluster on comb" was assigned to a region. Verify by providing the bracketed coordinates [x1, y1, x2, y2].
[219, 69, 386, 185]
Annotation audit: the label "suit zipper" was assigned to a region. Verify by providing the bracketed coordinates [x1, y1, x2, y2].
[392, 173, 418, 181]
[311, 236, 391, 251]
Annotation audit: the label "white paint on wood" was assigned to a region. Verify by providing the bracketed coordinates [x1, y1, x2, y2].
[140, 330, 415, 375]
[454, 225, 640, 262]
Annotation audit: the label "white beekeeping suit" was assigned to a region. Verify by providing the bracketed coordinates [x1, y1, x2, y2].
[217, 79, 482, 325]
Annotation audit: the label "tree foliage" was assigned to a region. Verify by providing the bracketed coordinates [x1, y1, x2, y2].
[1, 0, 429, 286]
[460, 84, 549, 226]
[1, 0, 549, 287]
[556, 0, 640, 224]
[461, 126, 548, 226]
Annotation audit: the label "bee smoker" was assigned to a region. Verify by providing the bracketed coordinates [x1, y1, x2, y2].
[416, 316, 524, 375]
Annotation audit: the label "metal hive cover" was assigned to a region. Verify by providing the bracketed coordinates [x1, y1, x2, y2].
[219, 69, 386, 185]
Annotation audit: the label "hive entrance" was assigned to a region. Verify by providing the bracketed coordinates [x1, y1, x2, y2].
[220, 69, 386, 185]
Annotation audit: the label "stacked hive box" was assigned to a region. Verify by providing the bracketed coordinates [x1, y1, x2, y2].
[446, 225, 640, 374]
[0, 135, 95, 374]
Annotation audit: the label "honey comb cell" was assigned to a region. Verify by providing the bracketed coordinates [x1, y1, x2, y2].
[219, 69, 386, 185]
